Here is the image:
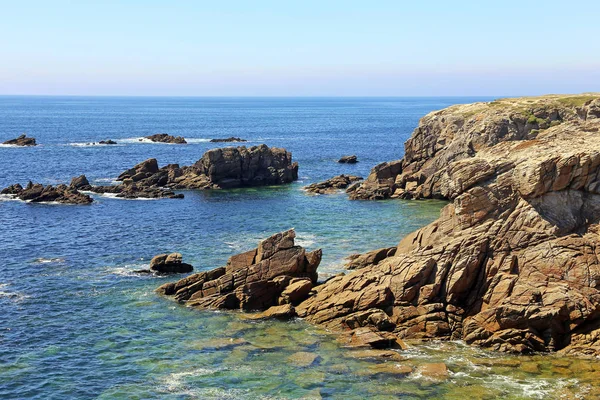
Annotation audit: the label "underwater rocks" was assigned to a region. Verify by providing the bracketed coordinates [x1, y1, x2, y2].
[149, 252, 193, 274]
[297, 94, 600, 357]
[145, 133, 187, 144]
[117, 144, 298, 190]
[210, 137, 247, 142]
[304, 175, 363, 195]
[338, 155, 358, 164]
[156, 229, 321, 314]
[2, 134, 36, 146]
[1, 181, 92, 204]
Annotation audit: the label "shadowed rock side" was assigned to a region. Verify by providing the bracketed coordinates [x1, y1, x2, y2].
[2, 134, 37, 146]
[304, 175, 362, 195]
[210, 137, 247, 142]
[1, 181, 92, 204]
[349, 94, 600, 200]
[338, 155, 358, 164]
[145, 133, 187, 144]
[156, 229, 322, 314]
[114, 144, 298, 190]
[297, 94, 600, 357]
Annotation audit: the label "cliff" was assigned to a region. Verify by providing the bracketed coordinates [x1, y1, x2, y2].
[299, 94, 600, 356]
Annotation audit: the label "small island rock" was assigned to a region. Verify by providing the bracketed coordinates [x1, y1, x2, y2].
[3, 134, 37, 146]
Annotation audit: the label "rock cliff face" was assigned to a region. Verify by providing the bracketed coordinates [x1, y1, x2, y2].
[298, 94, 600, 356]
[157, 229, 321, 313]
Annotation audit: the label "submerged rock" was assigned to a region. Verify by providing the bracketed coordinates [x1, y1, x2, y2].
[296, 94, 600, 357]
[304, 175, 362, 195]
[148, 252, 193, 275]
[2, 134, 36, 146]
[156, 229, 321, 313]
[338, 155, 358, 164]
[210, 137, 247, 143]
[145, 133, 187, 144]
[1, 181, 92, 204]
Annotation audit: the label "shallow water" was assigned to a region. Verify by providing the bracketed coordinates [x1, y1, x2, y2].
[2, 96, 597, 399]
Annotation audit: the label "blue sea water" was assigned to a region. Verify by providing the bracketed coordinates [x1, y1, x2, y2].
[1, 96, 594, 399]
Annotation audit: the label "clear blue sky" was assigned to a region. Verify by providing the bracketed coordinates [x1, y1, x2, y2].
[1, 0, 599, 96]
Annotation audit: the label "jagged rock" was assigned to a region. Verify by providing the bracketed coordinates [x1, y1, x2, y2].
[338, 155, 358, 164]
[2, 134, 36, 146]
[145, 133, 187, 144]
[70, 175, 92, 190]
[113, 145, 298, 191]
[156, 229, 321, 312]
[149, 252, 193, 274]
[304, 175, 362, 195]
[279, 278, 313, 305]
[210, 137, 247, 143]
[345, 247, 396, 270]
[1, 181, 92, 204]
[347, 160, 402, 200]
[296, 94, 600, 357]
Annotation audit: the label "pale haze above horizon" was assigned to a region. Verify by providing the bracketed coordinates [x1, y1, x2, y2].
[1, 0, 599, 97]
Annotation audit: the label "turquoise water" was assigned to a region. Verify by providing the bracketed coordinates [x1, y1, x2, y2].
[2, 96, 597, 399]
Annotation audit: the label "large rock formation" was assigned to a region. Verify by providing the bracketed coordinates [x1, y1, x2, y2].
[157, 229, 321, 313]
[349, 94, 600, 200]
[149, 253, 193, 274]
[297, 94, 600, 356]
[1, 181, 92, 204]
[145, 133, 187, 144]
[304, 175, 362, 195]
[116, 144, 298, 190]
[2, 134, 36, 146]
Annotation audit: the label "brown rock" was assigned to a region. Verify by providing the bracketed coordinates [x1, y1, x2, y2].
[1, 181, 92, 204]
[242, 304, 295, 320]
[210, 137, 247, 143]
[304, 175, 363, 195]
[338, 155, 358, 164]
[415, 363, 449, 380]
[149, 252, 193, 274]
[157, 229, 321, 313]
[2, 134, 36, 146]
[145, 133, 187, 144]
[345, 247, 396, 270]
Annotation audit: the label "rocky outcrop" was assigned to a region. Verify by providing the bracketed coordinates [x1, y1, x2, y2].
[2, 134, 36, 146]
[210, 137, 247, 143]
[98, 140, 117, 145]
[304, 175, 362, 195]
[338, 155, 358, 164]
[296, 94, 600, 357]
[345, 247, 396, 270]
[1, 181, 92, 204]
[145, 133, 187, 144]
[149, 253, 193, 274]
[350, 94, 600, 200]
[116, 145, 298, 190]
[156, 229, 321, 313]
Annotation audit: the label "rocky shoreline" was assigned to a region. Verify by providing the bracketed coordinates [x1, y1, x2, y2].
[155, 94, 600, 359]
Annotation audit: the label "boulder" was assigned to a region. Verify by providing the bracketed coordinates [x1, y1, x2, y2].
[98, 140, 117, 145]
[1, 181, 92, 204]
[210, 137, 247, 143]
[145, 133, 187, 144]
[304, 175, 362, 195]
[149, 252, 193, 274]
[338, 155, 358, 164]
[296, 94, 600, 357]
[156, 229, 321, 312]
[2, 134, 36, 146]
[345, 247, 396, 270]
[70, 175, 92, 190]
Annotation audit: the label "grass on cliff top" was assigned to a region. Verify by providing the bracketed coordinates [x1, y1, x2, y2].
[491, 93, 599, 108]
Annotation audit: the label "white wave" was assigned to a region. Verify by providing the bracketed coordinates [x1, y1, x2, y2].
[33, 257, 65, 264]
[0, 143, 28, 148]
[0, 194, 21, 202]
[295, 232, 317, 248]
[102, 264, 153, 277]
[67, 142, 124, 147]
[0, 283, 30, 302]
[0, 195, 75, 205]
[93, 192, 161, 201]
[186, 138, 211, 143]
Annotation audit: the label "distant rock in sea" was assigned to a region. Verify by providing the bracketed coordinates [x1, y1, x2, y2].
[98, 140, 117, 145]
[148, 252, 193, 275]
[2, 134, 37, 146]
[338, 155, 358, 164]
[145, 133, 187, 144]
[1, 181, 92, 204]
[210, 137, 247, 143]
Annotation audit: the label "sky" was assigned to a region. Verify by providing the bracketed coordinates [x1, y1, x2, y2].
[1, 0, 599, 96]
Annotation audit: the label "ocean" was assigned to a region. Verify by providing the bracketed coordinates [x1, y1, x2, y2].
[1, 96, 595, 399]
